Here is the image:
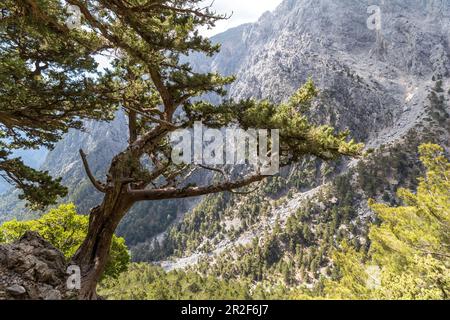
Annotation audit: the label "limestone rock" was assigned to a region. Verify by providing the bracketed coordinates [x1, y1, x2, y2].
[6, 284, 26, 296]
[0, 231, 72, 300]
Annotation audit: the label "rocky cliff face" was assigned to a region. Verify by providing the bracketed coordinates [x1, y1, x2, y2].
[1, 0, 449, 271]
[196, 0, 449, 140]
[0, 231, 72, 300]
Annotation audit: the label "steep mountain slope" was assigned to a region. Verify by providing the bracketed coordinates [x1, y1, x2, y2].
[145, 0, 450, 283]
[1, 1, 449, 285]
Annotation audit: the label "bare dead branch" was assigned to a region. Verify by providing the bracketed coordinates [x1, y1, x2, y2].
[79, 149, 106, 193]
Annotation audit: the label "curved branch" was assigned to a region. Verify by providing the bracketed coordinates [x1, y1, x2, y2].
[128, 174, 266, 201]
[79, 149, 106, 193]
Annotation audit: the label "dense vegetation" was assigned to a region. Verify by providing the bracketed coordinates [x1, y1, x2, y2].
[99, 263, 251, 300]
[322, 144, 449, 299]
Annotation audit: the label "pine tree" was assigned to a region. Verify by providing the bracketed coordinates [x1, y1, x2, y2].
[368, 143, 449, 299]
[324, 144, 450, 300]
[0, 1, 117, 208]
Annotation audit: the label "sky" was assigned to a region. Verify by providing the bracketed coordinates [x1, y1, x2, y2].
[199, 0, 283, 37]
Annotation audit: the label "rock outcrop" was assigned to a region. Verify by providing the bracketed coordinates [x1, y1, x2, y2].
[0, 231, 72, 300]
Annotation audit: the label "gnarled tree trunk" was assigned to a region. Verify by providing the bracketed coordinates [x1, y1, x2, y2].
[71, 196, 133, 299]
[71, 151, 136, 300]
[71, 195, 133, 299]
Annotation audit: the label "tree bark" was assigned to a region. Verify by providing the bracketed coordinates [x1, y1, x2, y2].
[71, 196, 133, 299]
[71, 151, 137, 300]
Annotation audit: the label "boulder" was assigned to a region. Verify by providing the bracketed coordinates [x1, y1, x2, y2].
[0, 231, 75, 300]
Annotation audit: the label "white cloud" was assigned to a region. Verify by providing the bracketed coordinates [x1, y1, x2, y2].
[199, 0, 283, 37]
